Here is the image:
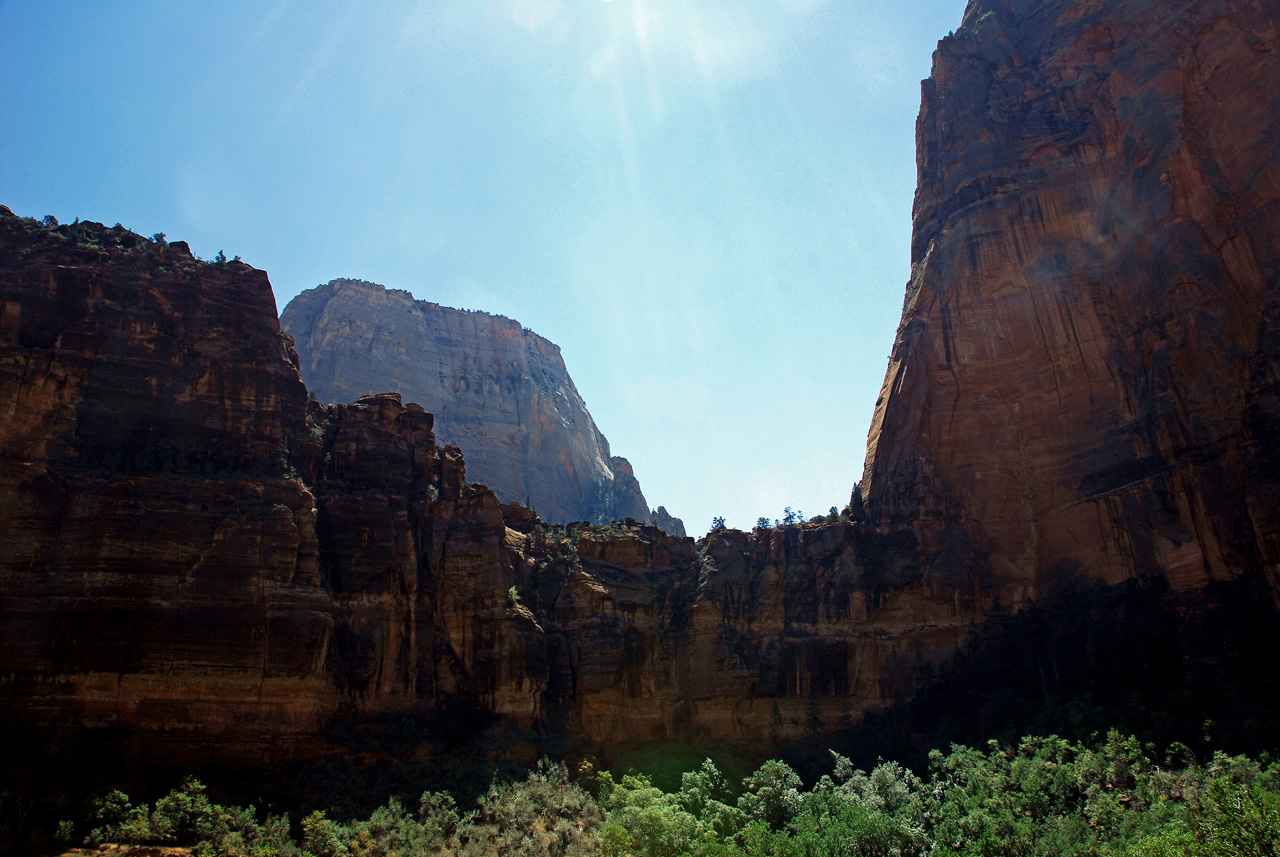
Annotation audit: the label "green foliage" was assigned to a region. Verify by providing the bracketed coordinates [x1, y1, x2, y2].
[533, 521, 578, 551]
[462, 758, 603, 856]
[302, 809, 349, 857]
[87, 788, 153, 844]
[1194, 776, 1280, 856]
[70, 733, 1280, 857]
[600, 823, 634, 857]
[737, 760, 805, 831]
[87, 777, 298, 856]
[601, 772, 699, 857]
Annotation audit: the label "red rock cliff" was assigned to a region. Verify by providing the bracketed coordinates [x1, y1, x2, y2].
[862, 0, 1280, 606]
[3, 0, 1279, 770]
[0, 214, 537, 764]
[281, 279, 674, 530]
[0, 213, 945, 761]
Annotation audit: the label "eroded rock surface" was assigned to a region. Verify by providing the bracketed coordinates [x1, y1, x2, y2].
[2, 0, 1279, 771]
[281, 279, 678, 530]
[862, 0, 1280, 607]
[0, 213, 942, 761]
[0, 215, 522, 764]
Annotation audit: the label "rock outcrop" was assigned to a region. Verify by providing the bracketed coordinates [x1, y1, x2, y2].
[281, 279, 677, 531]
[0, 214, 524, 763]
[0, 212, 940, 762]
[650, 505, 687, 538]
[861, 0, 1280, 608]
[3, 0, 1280, 774]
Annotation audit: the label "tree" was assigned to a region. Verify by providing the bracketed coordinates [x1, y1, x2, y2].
[603, 774, 697, 857]
[805, 692, 823, 736]
[600, 823, 634, 857]
[847, 482, 865, 521]
[756, 517, 771, 531]
[301, 810, 348, 857]
[738, 760, 805, 831]
[711, 516, 726, 531]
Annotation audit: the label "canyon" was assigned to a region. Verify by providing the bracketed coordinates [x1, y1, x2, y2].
[1, 0, 1279, 774]
[281, 279, 680, 533]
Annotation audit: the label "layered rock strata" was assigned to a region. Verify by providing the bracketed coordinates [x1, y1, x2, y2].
[862, 0, 1280, 608]
[281, 279, 678, 531]
[3, 0, 1279, 769]
[0, 212, 952, 762]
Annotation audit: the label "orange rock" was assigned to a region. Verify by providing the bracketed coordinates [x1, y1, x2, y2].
[3, 0, 1280, 767]
[862, 0, 1280, 604]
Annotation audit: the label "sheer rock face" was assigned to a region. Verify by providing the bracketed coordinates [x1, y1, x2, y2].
[503, 518, 942, 747]
[0, 212, 939, 760]
[0, 213, 525, 764]
[0, 213, 327, 763]
[4, 0, 1280, 768]
[862, 0, 1280, 608]
[281, 279, 675, 530]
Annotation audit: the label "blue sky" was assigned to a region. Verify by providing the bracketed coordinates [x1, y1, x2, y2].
[1, 0, 969, 534]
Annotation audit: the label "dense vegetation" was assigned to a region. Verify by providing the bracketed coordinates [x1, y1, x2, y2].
[69, 731, 1279, 856]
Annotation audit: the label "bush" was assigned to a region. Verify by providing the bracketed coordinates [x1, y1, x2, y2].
[71, 733, 1280, 857]
[86, 778, 297, 857]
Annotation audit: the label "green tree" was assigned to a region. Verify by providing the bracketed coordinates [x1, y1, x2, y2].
[302, 810, 349, 857]
[602, 773, 698, 857]
[738, 760, 805, 831]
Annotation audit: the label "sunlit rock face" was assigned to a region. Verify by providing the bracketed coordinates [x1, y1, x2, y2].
[0, 213, 966, 758]
[862, 0, 1280, 607]
[2, 0, 1279, 769]
[0, 212, 926, 760]
[281, 279, 674, 530]
[0, 213, 529, 764]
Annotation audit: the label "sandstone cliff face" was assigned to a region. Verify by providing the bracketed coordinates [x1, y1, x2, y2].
[0, 212, 946, 761]
[0, 214, 327, 763]
[862, 0, 1280, 608]
[281, 279, 677, 531]
[0, 214, 530, 763]
[3, 0, 1279, 771]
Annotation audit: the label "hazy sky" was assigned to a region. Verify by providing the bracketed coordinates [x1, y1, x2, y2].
[1, 0, 969, 535]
